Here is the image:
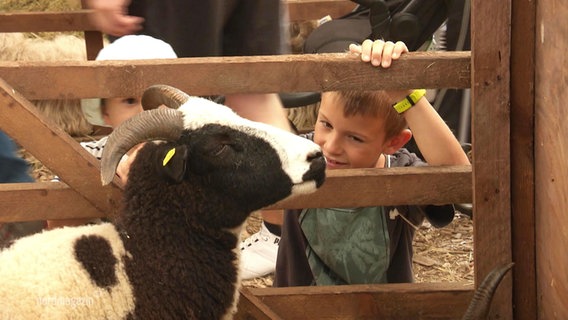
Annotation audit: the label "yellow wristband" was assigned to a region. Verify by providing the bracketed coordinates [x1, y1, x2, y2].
[392, 89, 427, 114]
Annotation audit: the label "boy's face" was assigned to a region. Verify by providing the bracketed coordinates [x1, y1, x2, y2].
[314, 93, 389, 169]
[102, 97, 144, 128]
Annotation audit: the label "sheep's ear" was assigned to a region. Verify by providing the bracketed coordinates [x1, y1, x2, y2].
[156, 145, 189, 183]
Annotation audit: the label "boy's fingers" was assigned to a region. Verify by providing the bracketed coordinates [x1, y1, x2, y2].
[381, 41, 396, 68]
[392, 41, 409, 59]
[348, 43, 362, 54]
[356, 39, 408, 68]
[370, 40, 386, 66]
[360, 39, 375, 62]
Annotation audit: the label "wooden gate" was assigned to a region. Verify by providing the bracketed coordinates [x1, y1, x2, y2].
[0, 0, 548, 318]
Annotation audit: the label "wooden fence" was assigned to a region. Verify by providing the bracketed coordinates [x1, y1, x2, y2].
[0, 0, 535, 318]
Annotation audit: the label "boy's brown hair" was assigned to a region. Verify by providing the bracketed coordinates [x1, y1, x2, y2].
[334, 90, 408, 140]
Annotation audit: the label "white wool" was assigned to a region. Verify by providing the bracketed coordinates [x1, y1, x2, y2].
[0, 223, 135, 319]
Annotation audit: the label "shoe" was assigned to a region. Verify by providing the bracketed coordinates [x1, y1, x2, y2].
[239, 223, 280, 280]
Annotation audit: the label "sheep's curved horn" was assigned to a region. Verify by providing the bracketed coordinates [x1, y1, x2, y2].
[100, 108, 184, 185]
[462, 262, 514, 320]
[141, 84, 190, 110]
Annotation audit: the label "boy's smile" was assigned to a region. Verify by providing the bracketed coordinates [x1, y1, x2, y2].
[324, 157, 348, 169]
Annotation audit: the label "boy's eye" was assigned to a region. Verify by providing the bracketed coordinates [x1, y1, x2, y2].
[349, 135, 364, 143]
[319, 120, 332, 129]
[123, 98, 138, 105]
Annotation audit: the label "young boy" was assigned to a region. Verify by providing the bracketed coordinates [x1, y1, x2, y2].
[80, 34, 178, 161]
[274, 39, 470, 286]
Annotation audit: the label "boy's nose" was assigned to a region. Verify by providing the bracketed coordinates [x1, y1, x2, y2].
[323, 134, 342, 155]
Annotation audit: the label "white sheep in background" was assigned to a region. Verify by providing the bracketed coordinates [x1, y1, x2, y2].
[0, 85, 326, 319]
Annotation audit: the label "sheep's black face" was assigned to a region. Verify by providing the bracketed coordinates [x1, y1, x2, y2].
[145, 122, 325, 228]
[186, 125, 294, 205]
[116, 94, 325, 229]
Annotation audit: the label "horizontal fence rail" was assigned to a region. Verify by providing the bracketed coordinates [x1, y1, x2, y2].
[238, 283, 474, 319]
[0, 11, 96, 32]
[0, 52, 471, 100]
[0, 166, 471, 222]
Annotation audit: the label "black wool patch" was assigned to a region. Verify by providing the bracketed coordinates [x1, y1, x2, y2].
[74, 235, 119, 288]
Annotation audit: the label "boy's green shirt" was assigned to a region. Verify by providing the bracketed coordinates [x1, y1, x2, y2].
[300, 206, 390, 285]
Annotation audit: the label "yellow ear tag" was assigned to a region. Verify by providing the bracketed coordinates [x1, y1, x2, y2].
[163, 148, 176, 166]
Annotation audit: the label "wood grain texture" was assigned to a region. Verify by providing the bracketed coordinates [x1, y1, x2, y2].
[237, 283, 473, 319]
[0, 79, 122, 217]
[237, 288, 284, 320]
[268, 165, 472, 209]
[0, 11, 95, 32]
[510, 0, 537, 318]
[0, 52, 471, 100]
[0, 166, 471, 222]
[471, 0, 513, 319]
[535, 0, 568, 318]
[0, 183, 102, 221]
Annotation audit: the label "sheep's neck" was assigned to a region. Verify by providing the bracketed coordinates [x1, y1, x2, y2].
[115, 209, 241, 318]
[117, 207, 239, 252]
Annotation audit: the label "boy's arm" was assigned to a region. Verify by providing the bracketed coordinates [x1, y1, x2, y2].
[397, 95, 470, 165]
[350, 40, 470, 166]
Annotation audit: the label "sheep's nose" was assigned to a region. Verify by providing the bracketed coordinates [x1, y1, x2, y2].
[307, 151, 323, 162]
[303, 151, 326, 187]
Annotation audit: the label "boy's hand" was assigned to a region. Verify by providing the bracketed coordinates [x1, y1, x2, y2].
[116, 143, 144, 185]
[350, 40, 411, 102]
[349, 39, 408, 68]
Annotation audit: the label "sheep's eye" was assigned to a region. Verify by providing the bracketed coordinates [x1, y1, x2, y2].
[212, 144, 229, 157]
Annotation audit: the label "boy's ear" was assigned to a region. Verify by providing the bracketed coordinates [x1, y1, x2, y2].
[382, 129, 412, 154]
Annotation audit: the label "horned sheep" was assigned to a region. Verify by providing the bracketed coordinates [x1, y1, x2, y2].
[0, 85, 326, 319]
[0, 84, 512, 319]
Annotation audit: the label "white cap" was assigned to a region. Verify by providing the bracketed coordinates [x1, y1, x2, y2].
[81, 35, 178, 127]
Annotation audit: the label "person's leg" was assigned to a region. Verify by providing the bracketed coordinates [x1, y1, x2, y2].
[0, 131, 46, 247]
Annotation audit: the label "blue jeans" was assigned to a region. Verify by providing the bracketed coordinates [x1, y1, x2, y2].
[0, 131, 45, 247]
[0, 131, 34, 183]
